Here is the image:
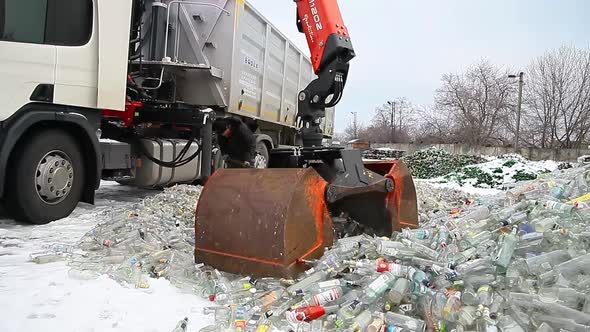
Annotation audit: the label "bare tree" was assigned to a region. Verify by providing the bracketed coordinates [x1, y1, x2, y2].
[342, 121, 365, 142]
[524, 45, 590, 148]
[414, 105, 458, 144]
[434, 60, 517, 145]
[367, 98, 418, 143]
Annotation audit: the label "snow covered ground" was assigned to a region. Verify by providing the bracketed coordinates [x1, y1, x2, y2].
[430, 154, 560, 189]
[0, 182, 213, 332]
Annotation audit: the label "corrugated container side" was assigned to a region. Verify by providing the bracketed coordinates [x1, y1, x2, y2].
[141, 0, 335, 135]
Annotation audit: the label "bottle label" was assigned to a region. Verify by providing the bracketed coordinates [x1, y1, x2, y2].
[378, 262, 403, 274]
[477, 285, 490, 293]
[312, 287, 342, 306]
[369, 275, 390, 292]
[399, 303, 414, 313]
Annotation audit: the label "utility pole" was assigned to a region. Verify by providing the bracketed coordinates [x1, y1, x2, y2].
[509, 72, 525, 148]
[350, 112, 358, 138]
[388, 101, 396, 143]
[399, 101, 403, 134]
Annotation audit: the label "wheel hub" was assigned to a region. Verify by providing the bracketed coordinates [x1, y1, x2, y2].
[36, 151, 74, 204]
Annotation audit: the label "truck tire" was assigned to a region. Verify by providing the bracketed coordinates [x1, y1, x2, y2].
[6, 129, 84, 224]
[254, 141, 269, 169]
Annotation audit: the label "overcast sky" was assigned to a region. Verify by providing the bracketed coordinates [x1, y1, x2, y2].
[247, 0, 589, 132]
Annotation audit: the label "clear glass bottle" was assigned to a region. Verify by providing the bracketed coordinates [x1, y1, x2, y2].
[384, 311, 426, 332]
[172, 317, 189, 332]
[386, 278, 409, 305]
[493, 227, 518, 268]
[361, 271, 398, 304]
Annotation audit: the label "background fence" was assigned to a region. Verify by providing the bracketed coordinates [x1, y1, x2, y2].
[371, 143, 590, 161]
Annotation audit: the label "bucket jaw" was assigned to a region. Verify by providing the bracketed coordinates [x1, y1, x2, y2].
[195, 168, 333, 277]
[322, 155, 418, 236]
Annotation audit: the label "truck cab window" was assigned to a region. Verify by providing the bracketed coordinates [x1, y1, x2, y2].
[0, 0, 92, 46]
[0, 0, 48, 44]
[45, 0, 93, 46]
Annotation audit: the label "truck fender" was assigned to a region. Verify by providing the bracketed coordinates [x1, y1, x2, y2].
[0, 106, 102, 203]
[254, 134, 274, 150]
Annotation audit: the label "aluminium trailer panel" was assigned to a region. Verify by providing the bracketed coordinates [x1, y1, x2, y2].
[140, 0, 335, 136]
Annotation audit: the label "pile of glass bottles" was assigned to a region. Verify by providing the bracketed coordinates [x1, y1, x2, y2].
[32, 164, 590, 332]
[197, 165, 590, 331]
[31, 185, 203, 288]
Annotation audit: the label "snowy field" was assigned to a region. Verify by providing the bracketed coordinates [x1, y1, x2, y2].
[0, 182, 213, 332]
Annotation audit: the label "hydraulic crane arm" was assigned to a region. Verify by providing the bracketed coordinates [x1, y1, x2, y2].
[295, 0, 355, 146]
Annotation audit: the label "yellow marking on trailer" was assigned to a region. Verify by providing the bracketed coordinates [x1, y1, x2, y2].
[262, 110, 279, 120]
[239, 104, 258, 114]
[234, 0, 243, 32]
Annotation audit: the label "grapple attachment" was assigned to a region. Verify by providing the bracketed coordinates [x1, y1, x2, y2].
[195, 149, 418, 278]
[195, 168, 333, 277]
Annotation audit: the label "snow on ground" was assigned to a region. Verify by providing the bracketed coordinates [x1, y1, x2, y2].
[0, 182, 213, 332]
[420, 180, 503, 196]
[431, 154, 560, 189]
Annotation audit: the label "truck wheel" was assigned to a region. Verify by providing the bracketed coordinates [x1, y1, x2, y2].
[7, 129, 84, 224]
[254, 141, 269, 169]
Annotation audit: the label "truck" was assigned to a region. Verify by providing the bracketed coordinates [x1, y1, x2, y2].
[0, 0, 335, 224]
